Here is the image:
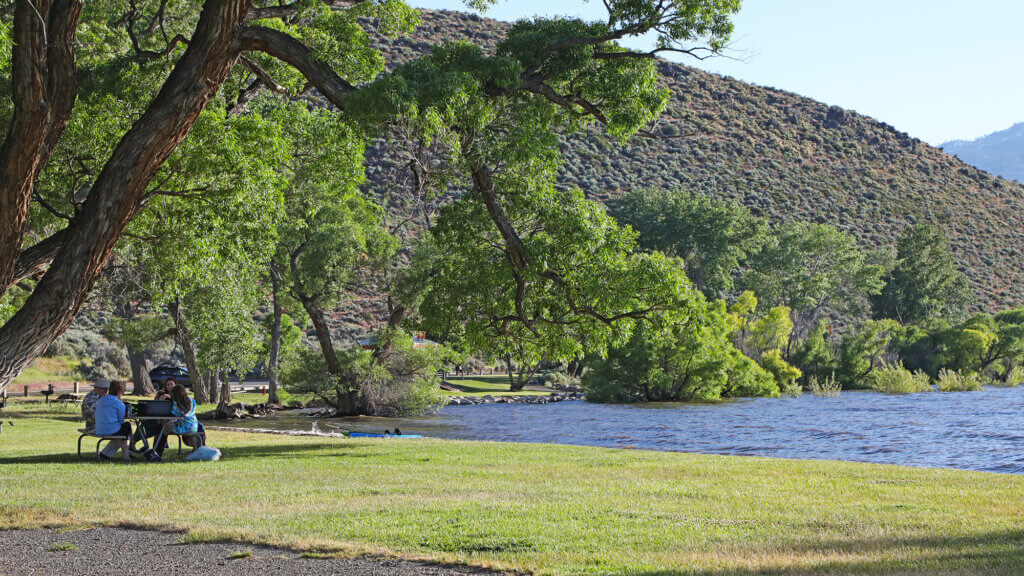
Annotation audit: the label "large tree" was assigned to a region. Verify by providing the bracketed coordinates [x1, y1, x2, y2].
[0, 0, 740, 396]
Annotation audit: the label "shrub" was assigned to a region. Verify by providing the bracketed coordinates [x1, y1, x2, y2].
[870, 364, 931, 394]
[935, 369, 984, 392]
[808, 372, 841, 397]
[532, 370, 579, 390]
[759, 349, 802, 396]
[282, 332, 448, 417]
[1001, 366, 1024, 388]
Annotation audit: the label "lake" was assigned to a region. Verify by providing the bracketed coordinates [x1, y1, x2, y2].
[226, 387, 1024, 474]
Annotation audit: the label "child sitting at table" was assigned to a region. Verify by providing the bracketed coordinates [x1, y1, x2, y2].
[155, 385, 200, 456]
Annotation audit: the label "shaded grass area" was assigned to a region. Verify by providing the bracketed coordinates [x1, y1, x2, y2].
[3, 399, 1024, 575]
[445, 375, 550, 396]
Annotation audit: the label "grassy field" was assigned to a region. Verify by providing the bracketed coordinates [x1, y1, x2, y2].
[2, 399, 1024, 575]
[11, 356, 81, 385]
[445, 374, 551, 396]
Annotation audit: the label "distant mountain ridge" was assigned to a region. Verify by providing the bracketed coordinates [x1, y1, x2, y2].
[942, 123, 1024, 183]
[354, 10, 1024, 326]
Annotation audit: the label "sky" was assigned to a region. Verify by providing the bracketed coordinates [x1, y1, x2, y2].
[411, 1, 1024, 145]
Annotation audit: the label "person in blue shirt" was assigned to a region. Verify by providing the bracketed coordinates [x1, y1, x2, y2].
[95, 380, 133, 462]
[155, 384, 201, 457]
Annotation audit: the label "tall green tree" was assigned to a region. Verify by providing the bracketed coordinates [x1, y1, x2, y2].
[873, 224, 973, 325]
[741, 221, 885, 342]
[608, 187, 765, 296]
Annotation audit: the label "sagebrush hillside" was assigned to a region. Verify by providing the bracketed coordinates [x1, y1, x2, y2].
[362, 10, 1024, 314]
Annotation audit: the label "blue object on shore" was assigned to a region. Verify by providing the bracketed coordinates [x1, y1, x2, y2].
[349, 432, 423, 438]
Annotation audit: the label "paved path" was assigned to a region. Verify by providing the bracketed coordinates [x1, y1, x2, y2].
[0, 527, 506, 576]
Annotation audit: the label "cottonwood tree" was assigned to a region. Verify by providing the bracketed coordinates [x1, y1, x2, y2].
[347, 4, 741, 385]
[0, 0, 740, 396]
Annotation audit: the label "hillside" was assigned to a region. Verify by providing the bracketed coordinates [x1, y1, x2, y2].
[942, 122, 1024, 183]
[359, 10, 1024, 316]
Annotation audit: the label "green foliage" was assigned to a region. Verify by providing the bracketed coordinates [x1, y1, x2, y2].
[101, 315, 172, 352]
[791, 320, 836, 386]
[583, 304, 778, 403]
[608, 188, 765, 296]
[935, 369, 985, 392]
[836, 319, 902, 388]
[808, 372, 841, 398]
[745, 306, 793, 357]
[873, 224, 974, 324]
[420, 187, 692, 371]
[283, 334, 448, 417]
[759, 349, 802, 396]
[870, 364, 932, 394]
[1001, 366, 1024, 388]
[742, 221, 886, 327]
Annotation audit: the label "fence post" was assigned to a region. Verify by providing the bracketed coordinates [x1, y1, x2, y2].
[24, 386, 29, 397]
[74, 381, 80, 394]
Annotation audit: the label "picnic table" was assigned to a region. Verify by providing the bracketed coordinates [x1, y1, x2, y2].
[55, 393, 85, 406]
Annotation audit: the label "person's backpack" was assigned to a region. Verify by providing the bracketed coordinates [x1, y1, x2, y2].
[185, 446, 221, 461]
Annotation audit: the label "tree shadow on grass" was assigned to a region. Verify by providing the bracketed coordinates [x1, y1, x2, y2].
[633, 528, 1024, 575]
[0, 441, 385, 465]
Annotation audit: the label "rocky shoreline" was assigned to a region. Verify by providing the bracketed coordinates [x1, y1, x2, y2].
[447, 392, 585, 405]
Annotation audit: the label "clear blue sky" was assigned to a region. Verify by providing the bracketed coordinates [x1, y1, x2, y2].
[412, 1, 1024, 145]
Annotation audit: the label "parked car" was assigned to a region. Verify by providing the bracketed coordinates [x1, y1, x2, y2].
[149, 365, 191, 389]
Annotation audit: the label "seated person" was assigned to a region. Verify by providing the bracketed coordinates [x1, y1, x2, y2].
[95, 380, 133, 462]
[132, 378, 179, 448]
[80, 379, 110, 431]
[155, 385, 200, 456]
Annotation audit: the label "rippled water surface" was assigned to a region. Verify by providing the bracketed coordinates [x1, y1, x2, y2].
[229, 387, 1024, 473]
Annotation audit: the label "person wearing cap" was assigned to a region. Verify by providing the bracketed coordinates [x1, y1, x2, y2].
[80, 379, 110, 431]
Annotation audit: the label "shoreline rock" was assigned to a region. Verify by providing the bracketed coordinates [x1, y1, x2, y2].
[448, 392, 586, 406]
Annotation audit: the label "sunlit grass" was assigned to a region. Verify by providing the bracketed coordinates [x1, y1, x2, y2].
[3, 398, 1024, 575]
[11, 356, 81, 385]
[445, 374, 550, 396]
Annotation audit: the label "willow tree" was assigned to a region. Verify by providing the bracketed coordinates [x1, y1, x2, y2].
[0, 0, 740, 396]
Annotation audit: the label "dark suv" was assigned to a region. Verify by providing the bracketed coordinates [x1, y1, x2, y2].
[149, 365, 190, 389]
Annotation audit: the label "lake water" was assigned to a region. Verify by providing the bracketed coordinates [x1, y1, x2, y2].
[226, 387, 1024, 474]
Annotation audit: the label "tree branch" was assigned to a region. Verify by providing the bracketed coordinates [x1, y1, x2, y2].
[239, 25, 355, 108]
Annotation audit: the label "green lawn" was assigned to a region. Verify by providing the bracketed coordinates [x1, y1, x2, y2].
[11, 356, 81, 385]
[445, 374, 551, 396]
[2, 399, 1024, 575]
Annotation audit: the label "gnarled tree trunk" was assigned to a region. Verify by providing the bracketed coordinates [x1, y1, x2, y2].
[128, 349, 154, 396]
[298, 295, 360, 415]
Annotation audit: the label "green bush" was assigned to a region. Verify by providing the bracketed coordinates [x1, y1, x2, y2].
[282, 335, 447, 417]
[870, 364, 931, 394]
[759, 349, 802, 397]
[935, 369, 984, 392]
[999, 366, 1024, 388]
[808, 372, 841, 397]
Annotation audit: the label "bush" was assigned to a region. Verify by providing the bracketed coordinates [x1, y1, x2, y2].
[759, 349, 802, 396]
[935, 369, 984, 392]
[531, 370, 579, 390]
[1000, 366, 1024, 388]
[282, 332, 448, 417]
[870, 364, 931, 394]
[808, 372, 841, 397]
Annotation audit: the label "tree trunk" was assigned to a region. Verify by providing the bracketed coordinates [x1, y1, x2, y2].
[169, 300, 208, 404]
[299, 295, 360, 415]
[220, 371, 232, 405]
[267, 263, 283, 404]
[0, 0, 252, 398]
[207, 370, 221, 406]
[128, 348, 154, 396]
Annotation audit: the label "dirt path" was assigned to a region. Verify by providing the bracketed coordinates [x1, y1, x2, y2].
[0, 527, 507, 576]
